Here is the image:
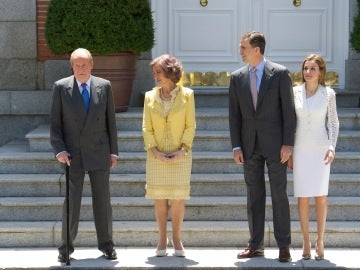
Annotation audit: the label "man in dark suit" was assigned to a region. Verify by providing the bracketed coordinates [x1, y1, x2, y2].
[229, 31, 296, 262]
[50, 48, 118, 262]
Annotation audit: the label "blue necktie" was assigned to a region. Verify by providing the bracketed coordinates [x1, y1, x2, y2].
[81, 83, 90, 112]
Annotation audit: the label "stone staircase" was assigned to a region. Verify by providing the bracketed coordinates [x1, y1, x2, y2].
[0, 88, 359, 249]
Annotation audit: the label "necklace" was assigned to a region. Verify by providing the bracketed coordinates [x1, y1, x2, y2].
[160, 88, 172, 101]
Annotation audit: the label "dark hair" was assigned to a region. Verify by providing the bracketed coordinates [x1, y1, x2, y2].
[301, 54, 327, 86]
[150, 54, 183, 83]
[242, 31, 266, 55]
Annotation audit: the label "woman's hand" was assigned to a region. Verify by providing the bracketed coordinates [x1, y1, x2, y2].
[165, 149, 187, 162]
[324, 150, 335, 165]
[151, 148, 169, 162]
[151, 147, 187, 162]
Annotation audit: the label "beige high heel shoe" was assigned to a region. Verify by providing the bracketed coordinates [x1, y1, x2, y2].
[171, 240, 186, 257]
[155, 238, 169, 257]
[302, 241, 311, 260]
[315, 240, 324, 261]
[173, 249, 186, 257]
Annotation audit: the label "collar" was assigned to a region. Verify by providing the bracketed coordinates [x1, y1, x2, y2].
[76, 76, 92, 90]
[154, 85, 180, 103]
[249, 58, 266, 72]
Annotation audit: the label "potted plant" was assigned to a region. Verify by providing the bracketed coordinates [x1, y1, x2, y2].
[45, 0, 154, 112]
[351, 0, 360, 52]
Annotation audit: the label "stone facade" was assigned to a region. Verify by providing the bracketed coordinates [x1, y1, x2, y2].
[0, 0, 153, 145]
[0, 0, 358, 146]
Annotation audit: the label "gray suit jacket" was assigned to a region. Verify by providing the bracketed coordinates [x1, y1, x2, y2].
[228, 60, 296, 161]
[50, 75, 118, 171]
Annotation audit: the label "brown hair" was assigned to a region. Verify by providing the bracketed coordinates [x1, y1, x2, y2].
[241, 31, 266, 55]
[301, 54, 327, 86]
[150, 54, 183, 83]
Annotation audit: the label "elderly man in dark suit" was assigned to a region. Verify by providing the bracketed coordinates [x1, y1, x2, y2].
[229, 31, 296, 262]
[50, 48, 118, 262]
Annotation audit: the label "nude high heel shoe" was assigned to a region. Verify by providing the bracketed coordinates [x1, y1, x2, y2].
[173, 249, 186, 257]
[315, 240, 324, 261]
[155, 238, 169, 257]
[155, 249, 167, 257]
[171, 240, 185, 257]
[302, 241, 311, 260]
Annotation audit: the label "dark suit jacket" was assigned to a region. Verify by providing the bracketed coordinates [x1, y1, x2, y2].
[50, 75, 118, 171]
[229, 60, 296, 161]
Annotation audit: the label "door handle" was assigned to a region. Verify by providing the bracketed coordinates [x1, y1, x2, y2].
[293, 0, 301, 7]
[200, 0, 208, 7]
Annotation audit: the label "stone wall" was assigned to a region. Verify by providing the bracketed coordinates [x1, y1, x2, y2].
[0, 0, 152, 146]
[0, 0, 46, 145]
[0, 0, 37, 90]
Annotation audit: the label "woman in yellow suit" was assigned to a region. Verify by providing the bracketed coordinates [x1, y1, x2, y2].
[142, 54, 196, 257]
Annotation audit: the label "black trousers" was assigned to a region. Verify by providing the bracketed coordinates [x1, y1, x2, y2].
[59, 167, 114, 252]
[243, 140, 291, 249]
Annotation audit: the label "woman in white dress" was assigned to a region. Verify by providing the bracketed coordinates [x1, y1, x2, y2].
[288, 54, 339, 261]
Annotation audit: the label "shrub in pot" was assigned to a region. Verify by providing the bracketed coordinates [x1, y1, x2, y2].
[351, 0, 360, 52]
[45, 0, 155, 112]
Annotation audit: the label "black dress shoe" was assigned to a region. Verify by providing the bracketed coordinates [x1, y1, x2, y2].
[57, 246, 74, 263]
[278, 247, 292, 262]
[58, 251, 73, 263]
[102, 247, 117, 260]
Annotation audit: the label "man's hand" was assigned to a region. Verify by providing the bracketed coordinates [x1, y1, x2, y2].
[280, 145, 293, 164]
[233, 149, 244, 165]
[287, 155, 293, 170]
[110, 155, 117, 169]
[56, 151, 71, 166]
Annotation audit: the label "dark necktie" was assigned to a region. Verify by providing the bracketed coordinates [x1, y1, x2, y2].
[250, 67, 258, 109]
[81, 83, 90, 112]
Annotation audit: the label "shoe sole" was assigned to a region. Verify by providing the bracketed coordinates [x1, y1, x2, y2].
[279, 257, 292, 262]
[237, 251, 264, 259]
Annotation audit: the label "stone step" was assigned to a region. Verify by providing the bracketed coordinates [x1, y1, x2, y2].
[337, 107, 360, 130]
[334, 90, 360, 108]
[26, 126, 360, 152]
[0, 173, 359, 197]
[115, 107, 360, 131]
[193, 87, 229, 108]
[0, 149, 359, 174]
[0, 220, 358, 248]
[118, 107, 230, 131]
[0, 196, 359, 222]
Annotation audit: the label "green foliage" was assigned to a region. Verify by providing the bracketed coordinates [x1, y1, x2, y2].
[351, 0, 360, 52]
[45, 0, 154, 55]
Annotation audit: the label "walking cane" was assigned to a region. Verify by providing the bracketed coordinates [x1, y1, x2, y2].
[65, 163, 71, 266]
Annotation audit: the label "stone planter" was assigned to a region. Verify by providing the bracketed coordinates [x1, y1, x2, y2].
[92, 52, 137, 112]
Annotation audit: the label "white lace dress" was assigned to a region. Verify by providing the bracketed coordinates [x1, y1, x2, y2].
[293, 84, 339, 197]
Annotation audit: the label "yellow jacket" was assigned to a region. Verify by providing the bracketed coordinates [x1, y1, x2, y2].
[142, 86, 196, 151]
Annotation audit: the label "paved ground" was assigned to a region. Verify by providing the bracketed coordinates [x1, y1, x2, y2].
[0, 247, 359, 269]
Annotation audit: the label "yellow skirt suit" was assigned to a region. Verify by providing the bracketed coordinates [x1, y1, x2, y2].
[142, 86, 196, 200]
